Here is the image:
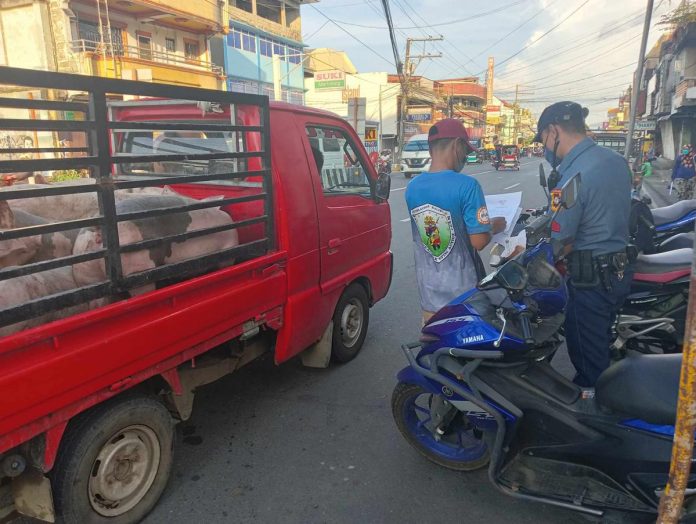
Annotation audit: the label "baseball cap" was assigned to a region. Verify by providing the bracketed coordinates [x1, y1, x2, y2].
[428, 118, 478, 151]
[533, 101, 589, 143]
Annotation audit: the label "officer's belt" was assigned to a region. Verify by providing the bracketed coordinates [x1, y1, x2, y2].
[567, 249, 630, 290]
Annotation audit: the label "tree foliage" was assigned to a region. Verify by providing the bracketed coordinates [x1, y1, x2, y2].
[659, 1, 696, 27]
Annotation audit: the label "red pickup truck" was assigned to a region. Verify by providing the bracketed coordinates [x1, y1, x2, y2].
[0, 67, 392, 522]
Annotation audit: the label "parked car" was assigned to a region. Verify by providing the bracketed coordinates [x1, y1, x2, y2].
[0, 67, 393, 523]
[466, 151, 482, 164]
[400, 134, 431, 178]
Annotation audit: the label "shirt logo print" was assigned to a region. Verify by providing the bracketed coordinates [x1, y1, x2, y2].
[411, 204, 456, 263]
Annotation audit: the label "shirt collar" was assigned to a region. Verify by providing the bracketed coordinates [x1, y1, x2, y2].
[558, 137, 594, 174]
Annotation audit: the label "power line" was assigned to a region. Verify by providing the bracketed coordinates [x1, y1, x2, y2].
[496, 32, 641, 91]
[475, 0, 591, 76]
[325, 0, 526, 30]
[309, 4, 395, 67]
[457, 0, 562, 73]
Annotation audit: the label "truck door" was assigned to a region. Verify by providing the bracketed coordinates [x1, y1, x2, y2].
[302, 121, 390, 295]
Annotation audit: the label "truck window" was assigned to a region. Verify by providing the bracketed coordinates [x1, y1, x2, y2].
[306, 126, 372, 197]
[118, 126, 261, 188]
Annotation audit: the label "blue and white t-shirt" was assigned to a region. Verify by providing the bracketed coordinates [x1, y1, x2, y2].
[405, 170, 492, 312]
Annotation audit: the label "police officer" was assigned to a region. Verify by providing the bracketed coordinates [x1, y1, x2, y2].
[534, 101, 632, 387]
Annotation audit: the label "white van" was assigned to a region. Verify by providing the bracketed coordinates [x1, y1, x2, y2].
[400, 134, 431, 178]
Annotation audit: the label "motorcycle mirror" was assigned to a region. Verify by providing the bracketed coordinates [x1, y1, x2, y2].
[538, 164, 547, 188]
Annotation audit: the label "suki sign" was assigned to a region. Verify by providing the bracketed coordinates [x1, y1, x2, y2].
[314, 70, 346, 90]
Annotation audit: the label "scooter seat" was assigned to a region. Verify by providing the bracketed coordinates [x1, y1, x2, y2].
[633, 248, 692, 283]
[658, 232, 694, 252]
[596, 354, 681, 425]
[651, 199, 696, 226]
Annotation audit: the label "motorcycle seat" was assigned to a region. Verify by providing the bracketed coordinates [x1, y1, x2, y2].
[651, 199, 696, 226]
[633, 248, 692, 283]
[596, 354, 681, 425]
[658, 232, 694, 252]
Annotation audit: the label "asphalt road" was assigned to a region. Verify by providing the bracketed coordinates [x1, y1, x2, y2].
[143, 158, 587, 524]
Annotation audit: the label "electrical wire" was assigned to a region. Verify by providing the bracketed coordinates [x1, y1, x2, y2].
[474, 0, 592, 77]
[325, 0, 527, 30]
[309, 4, 395, 67]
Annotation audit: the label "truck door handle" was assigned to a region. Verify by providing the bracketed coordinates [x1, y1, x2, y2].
[328, 238, 343, 249]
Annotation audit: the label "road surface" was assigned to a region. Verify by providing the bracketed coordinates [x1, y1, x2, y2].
[143, 158, 589, 524]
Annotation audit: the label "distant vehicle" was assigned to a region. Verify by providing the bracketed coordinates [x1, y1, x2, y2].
[592, 131, 627, 154]
[494, 144, 520, 171]
[466, 151, 482, 164]
[400, 134, 431, 179]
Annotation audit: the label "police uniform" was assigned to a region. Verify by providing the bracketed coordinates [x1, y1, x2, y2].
[536, 103, 633, 387]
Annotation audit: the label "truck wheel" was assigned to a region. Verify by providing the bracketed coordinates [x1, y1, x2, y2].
[331, 283, 370, 363]
[52, 395, 174, 524]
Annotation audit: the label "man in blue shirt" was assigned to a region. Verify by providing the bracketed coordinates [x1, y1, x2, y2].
[535, 102, 632, 387]
[406, 119, 505, 324]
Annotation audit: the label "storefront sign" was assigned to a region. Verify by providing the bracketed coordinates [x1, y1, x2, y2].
[406, 113, 431, 122]
[635, 119, 656, 131]
[365, 128, 377, 141]
[315, 70, 346, 90]
[342, 86, 360, 103]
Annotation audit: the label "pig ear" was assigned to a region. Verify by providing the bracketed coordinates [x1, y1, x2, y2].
[0, 201, 14, 229]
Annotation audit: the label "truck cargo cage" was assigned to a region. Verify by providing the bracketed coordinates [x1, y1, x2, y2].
[0, 66, 273, 331]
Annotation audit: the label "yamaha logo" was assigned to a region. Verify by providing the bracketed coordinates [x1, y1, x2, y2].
[442, 386, 454, 397]
[461, 334, 485, 344]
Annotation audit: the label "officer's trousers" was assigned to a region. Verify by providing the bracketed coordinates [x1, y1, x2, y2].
[564, 273, 633, 387]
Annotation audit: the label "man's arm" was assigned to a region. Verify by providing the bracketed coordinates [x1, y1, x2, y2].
[460, 181, 498, 251]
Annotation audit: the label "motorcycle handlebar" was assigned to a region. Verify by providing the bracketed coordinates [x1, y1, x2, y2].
[519, 312, 535, 346]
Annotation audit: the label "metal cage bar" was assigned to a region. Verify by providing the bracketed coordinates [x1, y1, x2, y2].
[0, 66, 273, 329]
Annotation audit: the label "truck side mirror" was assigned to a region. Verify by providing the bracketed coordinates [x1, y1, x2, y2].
[539, 164, 547, 188]
[375, 172, 391, 202]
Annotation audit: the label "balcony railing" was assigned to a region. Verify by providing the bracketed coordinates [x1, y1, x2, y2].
[673, 77, 696, 110]
[69, 39, 223, 76]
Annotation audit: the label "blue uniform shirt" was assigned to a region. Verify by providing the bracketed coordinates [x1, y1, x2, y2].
[552, 137, 632, 255]
[405, 170, 492, 312]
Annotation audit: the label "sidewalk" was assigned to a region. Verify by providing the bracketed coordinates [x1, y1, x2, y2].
[641, 158, 678, 208]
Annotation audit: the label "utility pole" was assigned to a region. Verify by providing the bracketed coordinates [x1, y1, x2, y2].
[380, 1, 441, 164]
[513, 84, 520, 145]
[624, 0, 654, 161]
[395, 36, 442, 164]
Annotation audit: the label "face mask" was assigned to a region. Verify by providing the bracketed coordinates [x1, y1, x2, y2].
[543, 128, 560, 168]
[683, 149, 689, 155]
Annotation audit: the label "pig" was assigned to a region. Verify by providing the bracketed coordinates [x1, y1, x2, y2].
[3, 182, 175, 222]
[0, 266, 89, 337]
[0, 201, 78, 267]
[72, 195, 238, 296]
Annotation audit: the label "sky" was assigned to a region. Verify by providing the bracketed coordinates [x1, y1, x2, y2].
[300, 0, 674, 126]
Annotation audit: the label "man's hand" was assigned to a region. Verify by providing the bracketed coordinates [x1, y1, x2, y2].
[492, 216, 507, 235]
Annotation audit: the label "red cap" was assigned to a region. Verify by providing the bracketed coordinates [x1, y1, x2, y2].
[427, 119, 478, 151]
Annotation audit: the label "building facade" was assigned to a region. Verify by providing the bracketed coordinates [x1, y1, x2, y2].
[0, 0, 227, 89]
[436, 77, 486, 144]
[211, 0, 312, 104]
[636, 21, 696, 159]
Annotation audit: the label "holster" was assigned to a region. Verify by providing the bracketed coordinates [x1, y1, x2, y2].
[567, 250, 599, 288]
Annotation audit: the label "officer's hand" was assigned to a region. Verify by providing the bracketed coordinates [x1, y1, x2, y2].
[492, 216, 507, 234]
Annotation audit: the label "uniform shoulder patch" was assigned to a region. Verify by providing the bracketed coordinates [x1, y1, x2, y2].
[476, 206, 490, 225]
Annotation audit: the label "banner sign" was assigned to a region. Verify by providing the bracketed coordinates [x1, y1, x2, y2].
[315, 70, 346, 90]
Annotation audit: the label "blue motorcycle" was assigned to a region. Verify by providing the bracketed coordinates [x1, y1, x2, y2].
[392, 173, 691, 521]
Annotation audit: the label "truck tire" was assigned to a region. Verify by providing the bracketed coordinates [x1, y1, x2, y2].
[331, 283, 370, 363]
[52, 395, 174, 524]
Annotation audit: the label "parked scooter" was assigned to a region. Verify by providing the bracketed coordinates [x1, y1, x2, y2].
[630, 198, 696, 253]
[392, 173, 689, 521]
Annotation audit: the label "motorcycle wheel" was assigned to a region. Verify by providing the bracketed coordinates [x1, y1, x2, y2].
[391, 382, 490, 471]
